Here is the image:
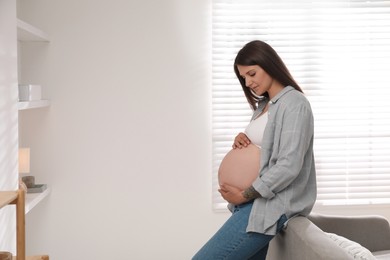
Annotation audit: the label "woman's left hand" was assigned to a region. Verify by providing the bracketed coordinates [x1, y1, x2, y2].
[219, 184, 247, 205]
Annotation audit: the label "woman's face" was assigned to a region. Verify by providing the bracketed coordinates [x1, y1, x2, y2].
[237, 65, 278, 98]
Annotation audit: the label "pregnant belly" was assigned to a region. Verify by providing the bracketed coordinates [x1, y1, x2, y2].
[218, 143, 261, 190]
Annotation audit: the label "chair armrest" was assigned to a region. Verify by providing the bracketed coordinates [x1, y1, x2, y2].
[267, 216, 354, 260]
[308, 213, 390, 252]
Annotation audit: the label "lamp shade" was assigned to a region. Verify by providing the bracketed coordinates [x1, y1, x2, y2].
[19, 148, 30, 174]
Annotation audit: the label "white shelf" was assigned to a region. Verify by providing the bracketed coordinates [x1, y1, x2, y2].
[25, 187, 50, 214]
[18, 100, 50, 110]
[17, 19, 50, 42]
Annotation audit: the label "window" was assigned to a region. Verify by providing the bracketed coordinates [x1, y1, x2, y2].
[212, 0, 390, 211]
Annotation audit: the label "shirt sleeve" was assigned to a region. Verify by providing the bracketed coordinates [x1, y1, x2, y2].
[252, 102, 314, 199]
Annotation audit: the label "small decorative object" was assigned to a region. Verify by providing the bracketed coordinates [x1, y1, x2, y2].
[22, 176, 47, 193]
[18, 84, 42, 101]
[22, 175, 35, 188]
[0, 251, 12, 260]
[19, 84, 41, 101]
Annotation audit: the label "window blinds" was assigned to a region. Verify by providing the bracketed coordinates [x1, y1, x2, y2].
[212, 0, 390, 210]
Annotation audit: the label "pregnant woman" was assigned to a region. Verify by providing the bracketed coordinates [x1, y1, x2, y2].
[193, 40, 317, 260]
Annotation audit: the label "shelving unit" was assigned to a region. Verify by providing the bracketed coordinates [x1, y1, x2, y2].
[16, 18, 51, 215]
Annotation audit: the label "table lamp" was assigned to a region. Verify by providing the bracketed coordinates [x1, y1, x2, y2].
[18, 147, 47, 193]
[19, 147, 30, 175]
[19, 147, 34, 191]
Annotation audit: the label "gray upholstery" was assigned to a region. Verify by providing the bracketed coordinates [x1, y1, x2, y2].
[266, 213, 390, 260]
[308, 213, 390, 253]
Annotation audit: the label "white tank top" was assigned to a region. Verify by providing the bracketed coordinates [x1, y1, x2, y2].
[244, 113, 268, 148]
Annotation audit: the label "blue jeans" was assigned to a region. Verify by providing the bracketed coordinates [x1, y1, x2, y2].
[193, 202, 287, 260]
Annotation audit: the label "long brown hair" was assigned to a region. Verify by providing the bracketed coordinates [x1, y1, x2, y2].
[234, 40, 303, 110]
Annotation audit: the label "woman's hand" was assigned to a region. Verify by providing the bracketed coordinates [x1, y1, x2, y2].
[219, 184, 248, 205]
[232, 132, 251, 149]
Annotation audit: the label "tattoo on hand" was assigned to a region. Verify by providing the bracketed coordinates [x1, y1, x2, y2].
[242, 186, 261, 200]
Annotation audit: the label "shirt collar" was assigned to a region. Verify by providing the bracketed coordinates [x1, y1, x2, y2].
[269, 86, 295, 104]
[253, 86, 295, 119]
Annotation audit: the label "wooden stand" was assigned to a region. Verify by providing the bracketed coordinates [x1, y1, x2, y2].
[0, 190, 49, 260]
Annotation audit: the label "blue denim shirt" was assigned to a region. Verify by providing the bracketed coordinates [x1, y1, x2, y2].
[247, 86, 317, 235]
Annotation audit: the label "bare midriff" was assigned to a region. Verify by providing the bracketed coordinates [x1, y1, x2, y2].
[218, 143, 261, 190]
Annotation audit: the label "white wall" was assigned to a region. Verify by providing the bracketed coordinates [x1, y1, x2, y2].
[17, 0, 230, 259]
[0, 0, 19, 254]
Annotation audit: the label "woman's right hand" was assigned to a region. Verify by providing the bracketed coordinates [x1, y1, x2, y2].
[232, 132, 251, 149]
